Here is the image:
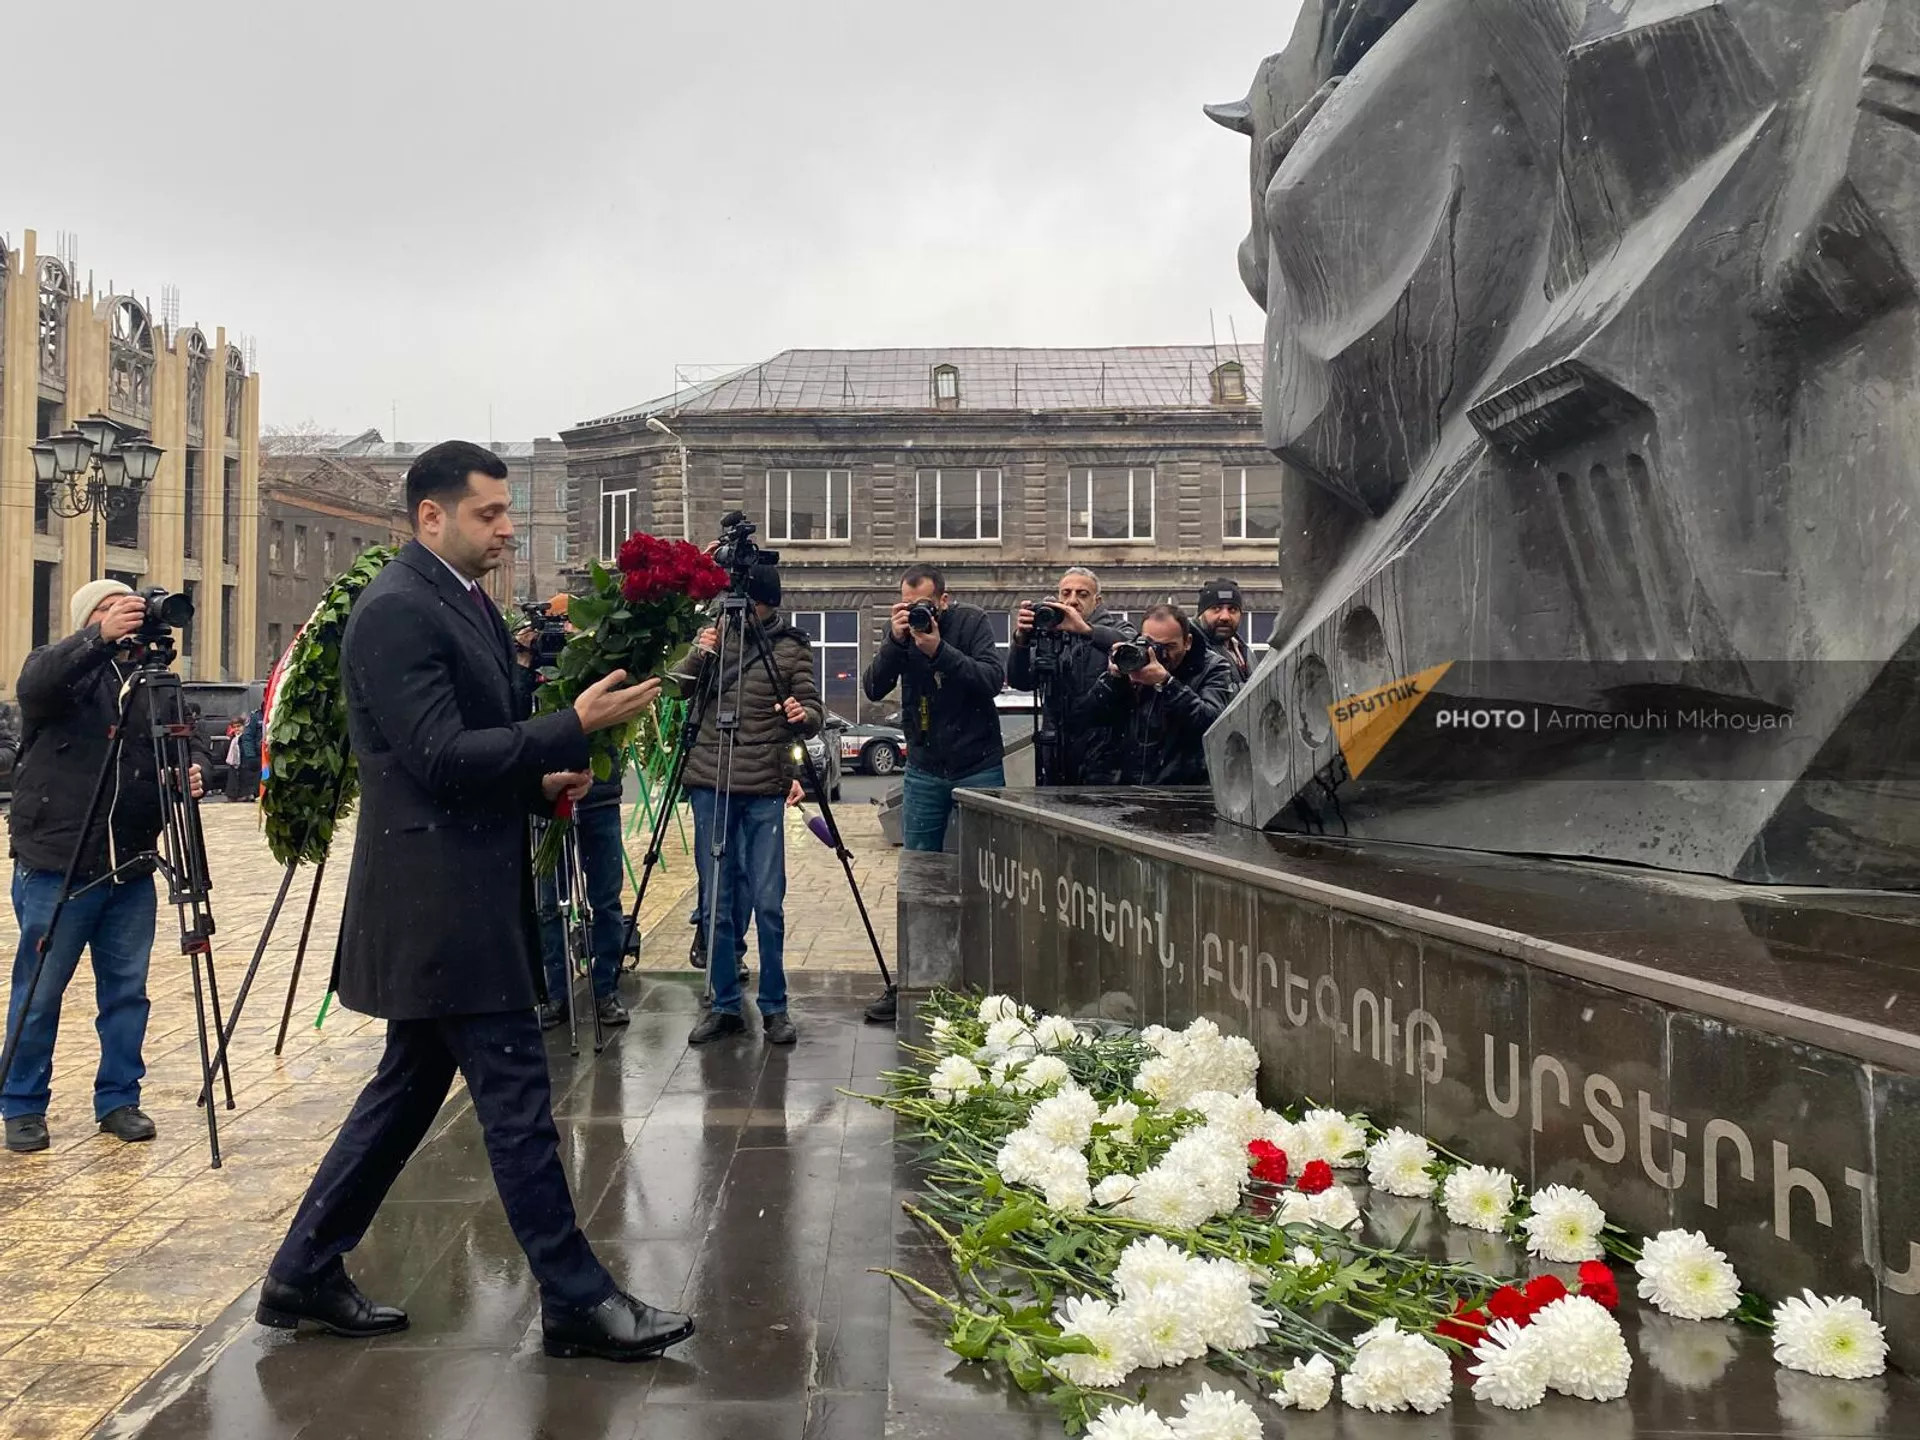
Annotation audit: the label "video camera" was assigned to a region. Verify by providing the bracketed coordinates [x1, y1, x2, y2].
[716, 511, 779, 587]
[520, 600, 570, 668]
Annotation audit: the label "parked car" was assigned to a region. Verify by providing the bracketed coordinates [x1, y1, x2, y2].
[831, 712, 908, 776]
[182, 680, 265, 791]
[801, 720, 844, 803]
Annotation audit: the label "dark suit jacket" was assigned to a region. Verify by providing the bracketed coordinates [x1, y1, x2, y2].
[332, 541, 589, 1019]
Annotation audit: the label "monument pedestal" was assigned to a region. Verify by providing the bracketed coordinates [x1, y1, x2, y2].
[952, 788, 1920, 1368]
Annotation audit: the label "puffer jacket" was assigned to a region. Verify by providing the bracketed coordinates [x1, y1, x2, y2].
[668, 609, 823, 796]
[1006, 604, 1139, 785]
[1085, 629, 1241, 787]
[9, 629, 214, 881]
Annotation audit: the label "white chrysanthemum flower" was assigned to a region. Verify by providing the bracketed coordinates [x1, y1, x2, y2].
[1365, 1128, 1437, 1199]
[1634, 1229, 1741, 1321]
[1530, 1295, 1632, 1401]
[1340, 1318, 1452, 1414]
[977, 994, 1022, 1024]
[1051, 1295, 1140, 1388]
[928, 1016, 956, 1051]
[1167, 1384, 1260, 1440]
[1269, 1353, 1336, 1411]
[1017, 1054, 1071, 1092]
[1124, 1166, 1217, 1232]
[1135, 1054, 1182, 1105]
[1141, 1024, 1179, 1057]
[1085, 1403, 1174, 1440]
[1277, 1185, 1361, 1231]
[984, 1015, 1038, 1059]
[1027, 1084, 1099, 1152]
[1093, 1173, 1140, 1207]
[927, 1055, 982, 1104]
[1189, 1090, 1270, 1148]
[1521, 1184, 1607, 1263]
[1186, 1257, 1274, 1351]
[1114, 1236, 1193, 1300]
[1212, 1036, 1259, 1095]
[995, 1131, 1056, 1186]
[1470, 1318, 1550, 1410]
[1032, 1014, 1080, 1051]
[1287, 1245, 1320, 1270]
[1771, 1291, 1888, 1379]
[1293, 1108, 1366, 1168]
[1038, 1148, 1092, 1215]
[1640, 1314, 1737, 1391]
[1122, 1289, 1209, 1370]
[1440, 1164, 1516, 1232]
[1097, 1099, 1140, 1133]
[1185, 1017, 1222, 1041]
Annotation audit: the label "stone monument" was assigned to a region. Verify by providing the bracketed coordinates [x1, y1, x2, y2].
[1201, 0, 1920, 889]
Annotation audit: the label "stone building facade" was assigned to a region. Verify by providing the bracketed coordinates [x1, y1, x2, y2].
[559, 348, 1286, 720]
[0, 229, 261, 693]
[256, 451, 406, 676]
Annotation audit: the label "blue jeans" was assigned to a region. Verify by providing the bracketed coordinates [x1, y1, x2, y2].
[538, 803, 627, 1003]
[901, 762, 1007, 852]
[4, 865, 157, 1121]
[688, 789, 787, 1016]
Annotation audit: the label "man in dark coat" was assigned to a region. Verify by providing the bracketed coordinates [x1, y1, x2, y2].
[1086, 603, 1241, 788]
[1006, 566, 1139, 786]
[259, 441, 693, 1364]
[1196, 577, 1254, 682]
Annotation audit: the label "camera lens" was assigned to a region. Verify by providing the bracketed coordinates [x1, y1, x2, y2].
[1112, 641, 1148, 674]
[908, 602, 936, 633]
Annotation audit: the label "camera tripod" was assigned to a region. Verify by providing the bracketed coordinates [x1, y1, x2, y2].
[0, 641, 235, 1167]
[618, 589, 894, 1011]
[534, 809, 607, 1056]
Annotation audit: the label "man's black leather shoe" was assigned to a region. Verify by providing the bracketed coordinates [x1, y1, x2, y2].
[543, 1290, 694, 1361]
[688, 1010, 745, 1045]
[256, 1268, 408, 1338]
[863, 988, 898, 1025]
[98, 1105, 156, 1142]
[537, 1002, 564, 1031]
[5, 1114, 49, 1153]
[596, 995, 630, 1027]
[762, 1012, 797, 1046]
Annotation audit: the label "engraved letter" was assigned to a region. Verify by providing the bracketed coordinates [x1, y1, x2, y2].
[1773, 1141, 1833, 1242]
[1351, 987, 1380, 1059]
[1284, 960, 1310, 1027]
[1531, 1054, 1571, 1133]
[1201, 932, 1225, 991]
[1314, 975, 1349, 1042]
[1702, 1119, 1755, 1209]
[1637, 1091, 1688, 1190]
[1256, 949, 1281, 1010]
[1228, 942, 1252, 1007]
[1484, 1036, 1521, 1119]
[1405, 1009, 1446, 1082]
[1583, 1074, 1627, 1164]
[1155, 912, 1175, 970]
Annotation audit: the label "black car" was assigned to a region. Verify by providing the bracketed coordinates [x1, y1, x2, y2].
[183, 680, 265, 790]
[832, 712, 908, 776]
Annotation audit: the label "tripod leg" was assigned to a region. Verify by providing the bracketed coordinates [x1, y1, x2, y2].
[201, 859, 299, 1106]
[187, 953, 223, 1168]
[198, 943, 237, 1111]
[275, 861, 329, 1056]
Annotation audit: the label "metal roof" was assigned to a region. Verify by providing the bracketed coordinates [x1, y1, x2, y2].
[582, 346, 1262, 427]
[261, 428, 542, 460]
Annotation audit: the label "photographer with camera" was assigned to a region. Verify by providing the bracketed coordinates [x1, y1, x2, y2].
[1086, 603, 1239, 789]
[667, 562, 821, 1047]
[3, 580, 210, 1154]
[863, 565, 1006, 849]
[1007, 566, 1139, 786]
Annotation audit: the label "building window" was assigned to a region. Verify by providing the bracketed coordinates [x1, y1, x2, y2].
[293, 524, 309, 574]
[222, 458, 239, 563]
[985, 609, 1011, 659]
[1069, 466, 1154, 542]
[932, 364, 960, 409]
[511, 480, 530, 513]
[107, 298, 155, 421]
[1224, 465, 1286, 542]
[764, 468, 850, 543]
[37, 257, 70, 388]
[186, 331, 210, 440]
[183, 450, 201, 559]
[790, 610, 861, 717]
[222, 586, 237, 678]
[267, 623, 284, 668]
[1241, 612, 1280, 663]
[556, 481, 571, 508]
[34, 398, 59, 535]
[181, 581, 198, 660]
[553, 533, 568, 564]
[31, 562, 54, 648]
[268, 520, 284, 572]
[1210, 361, 1248, 405]
[224, 346, 246, 440]
[600, 487, 634, 562]
[105, 495, 141, 550]
[323, 530, 336, 575]
[916, 468, 1002, 543]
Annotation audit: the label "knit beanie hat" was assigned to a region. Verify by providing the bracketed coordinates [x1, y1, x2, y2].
[746, 564, 782, 608]
[70, 579, 134, 635]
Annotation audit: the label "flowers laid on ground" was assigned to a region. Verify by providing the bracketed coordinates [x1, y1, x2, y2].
[528, 536, 726, 872]
[864, 990, 1896, 1434]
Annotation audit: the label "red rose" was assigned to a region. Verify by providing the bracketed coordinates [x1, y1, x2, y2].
[1296, 1160, 1334, 1195]
[1436, 1301, 1488, 1346]
[1486, 1285, 1533, 1324]
[1577, 1260, 1619, 1310]
[1246, 1140, 1290, 1187]
[1523, 1274, 1569, 1311]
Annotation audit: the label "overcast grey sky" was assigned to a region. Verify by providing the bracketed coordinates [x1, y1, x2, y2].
[8, 1, 1300, 440]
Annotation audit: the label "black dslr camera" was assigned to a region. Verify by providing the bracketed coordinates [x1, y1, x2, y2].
[124, 586, 192, 661]
[907, 601, 939, 634]
[1029, 601, 1069, 631]
[1024, 600, 1072, 678]
[520, 600, 570, 668]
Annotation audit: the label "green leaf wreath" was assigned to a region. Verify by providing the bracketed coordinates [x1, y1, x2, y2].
[259, 546, 398, 866]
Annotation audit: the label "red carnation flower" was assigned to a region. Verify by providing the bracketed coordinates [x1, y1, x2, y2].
[1487, 1284, 1534, 1324]
[1436, 1301, 1488, 1346]
[1577, 1260, 1619, 1310]
[1523, 1274, 1569, 1311]
[1296, 1159, 1334, 1195]
[1246, 1140, 1290, 1187]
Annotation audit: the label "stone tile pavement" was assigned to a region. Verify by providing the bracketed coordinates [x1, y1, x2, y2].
[0, 795, 898, 1440]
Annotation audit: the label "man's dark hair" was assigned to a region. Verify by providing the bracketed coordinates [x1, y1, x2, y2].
[902, 565, 946, 595]
[1143, 603, 1190, 628]
[405, 441, 508, 525]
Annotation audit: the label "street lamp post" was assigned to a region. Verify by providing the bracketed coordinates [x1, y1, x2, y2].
[31, 414, 164, 582]
[645, 416, 692, 541]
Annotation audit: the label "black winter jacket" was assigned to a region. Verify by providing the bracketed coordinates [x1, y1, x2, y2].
[8, 629, 214, 881]
[1006, 606, 1139, 785]
[668, 610, 822, 796]
[1086, 629, 1240, 787]
[861, 602, 1005, 780]
[514, 657, 623, 811]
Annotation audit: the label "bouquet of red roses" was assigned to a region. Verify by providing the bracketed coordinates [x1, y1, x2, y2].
[531, 532, 726, 873]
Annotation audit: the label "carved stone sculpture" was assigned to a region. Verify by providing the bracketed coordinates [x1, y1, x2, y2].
[1203, 0, 1920, 887]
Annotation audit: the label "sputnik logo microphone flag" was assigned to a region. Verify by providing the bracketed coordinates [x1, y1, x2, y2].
[1328, 662, 1453, 779]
